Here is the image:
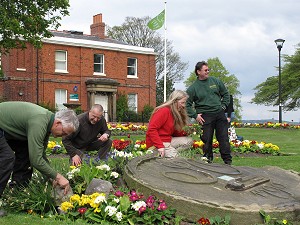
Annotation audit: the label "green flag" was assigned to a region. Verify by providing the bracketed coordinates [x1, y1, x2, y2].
[147, 10, 165, 30]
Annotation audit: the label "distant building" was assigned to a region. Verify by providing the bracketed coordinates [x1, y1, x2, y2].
[0, 13, 157, 121]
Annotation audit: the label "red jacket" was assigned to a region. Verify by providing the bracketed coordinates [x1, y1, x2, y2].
[146, 107, 186, 149]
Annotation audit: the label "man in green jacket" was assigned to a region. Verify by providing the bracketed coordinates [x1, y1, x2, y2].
[0, 101, 79, 217]
[186, 61, 232, 165]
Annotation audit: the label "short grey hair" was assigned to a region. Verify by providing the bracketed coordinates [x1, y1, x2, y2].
[55, 109, 79, 131]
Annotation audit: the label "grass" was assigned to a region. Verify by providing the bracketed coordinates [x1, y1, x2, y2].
[1, 128, 299, 225]
[236, 128, 300, 154]
[228, 128, 300, 172]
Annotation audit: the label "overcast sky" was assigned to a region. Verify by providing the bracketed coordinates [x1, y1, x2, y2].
[59, 0, 300, 122]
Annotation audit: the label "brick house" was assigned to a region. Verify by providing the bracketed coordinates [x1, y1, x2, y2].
[0, 14, 157, 122]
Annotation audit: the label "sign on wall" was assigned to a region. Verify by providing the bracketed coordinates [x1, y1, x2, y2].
[69, 93, 79, 101]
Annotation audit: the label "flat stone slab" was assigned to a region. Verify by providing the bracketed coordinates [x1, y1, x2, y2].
[123, 154, 300, 224]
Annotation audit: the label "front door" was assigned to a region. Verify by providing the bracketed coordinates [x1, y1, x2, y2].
[95, 94, 108, 121]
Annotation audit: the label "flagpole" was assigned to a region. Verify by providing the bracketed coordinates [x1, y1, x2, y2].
[163, 1, 167, 102]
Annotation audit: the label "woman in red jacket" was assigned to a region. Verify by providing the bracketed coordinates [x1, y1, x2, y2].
[146, 90, 193, 158]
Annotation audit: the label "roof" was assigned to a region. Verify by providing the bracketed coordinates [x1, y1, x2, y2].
[42, 31, 156, 55]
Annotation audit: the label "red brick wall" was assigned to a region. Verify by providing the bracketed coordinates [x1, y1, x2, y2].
[0, 42, 156, 113]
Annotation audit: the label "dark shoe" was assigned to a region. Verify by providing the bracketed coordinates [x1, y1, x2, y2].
[0, 209, 7, 217]
[224, 161, 232, 165]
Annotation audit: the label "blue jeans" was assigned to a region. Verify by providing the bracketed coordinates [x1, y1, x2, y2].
[200, 111, 232, 164]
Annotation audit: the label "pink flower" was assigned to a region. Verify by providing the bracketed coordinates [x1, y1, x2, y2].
[128, 190, 143, 201]
[114, 190, 124, 197]
[138, 205, 147, 215]
[157, 201, 168, 211]
[146, 195, 155, 208]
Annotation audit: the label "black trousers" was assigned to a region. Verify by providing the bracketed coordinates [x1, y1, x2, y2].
[86, 138, 113, 159]
[200, 111, 232, 164]
[0, 129, 32, 197]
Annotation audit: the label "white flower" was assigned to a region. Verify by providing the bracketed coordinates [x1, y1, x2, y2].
[113, 198, 120, 203]
[110, 171, 119, 178]
[136, 151, 143, 156]
[124, 152, 133, 158]
[131, 201, 146, 211]
[116, 211, 123, 221]
[66, 173, 74, 179]
[146, 149, 153, 154]
[96, 164, 110, 171]
[94, 194, 106, 204]
[134, 144, 140, 149]
[105, 205, 117, 216]
[66, 167, 80, 179]
[257, 143, 264, 149]
[116, 151, 125, 157]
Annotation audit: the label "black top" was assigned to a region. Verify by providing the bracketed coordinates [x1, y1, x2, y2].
[62, 111, 111, 158]
[225, 95, 234, 118]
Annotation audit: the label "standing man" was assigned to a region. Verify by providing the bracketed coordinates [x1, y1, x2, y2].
[0, 101, 79, 216]
[62, 104, 112, 166]
[186, 61, 232, 165]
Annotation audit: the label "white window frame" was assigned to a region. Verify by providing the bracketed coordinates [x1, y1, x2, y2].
[128, 93, 137, 112]
[55, 89, 67, 110]
[93, 53, 105, 75]
[127, 58, 137, 78]
[55, 50, 68, 73]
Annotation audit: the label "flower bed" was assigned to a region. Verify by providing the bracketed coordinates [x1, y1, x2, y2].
[59, 190, 176, 224]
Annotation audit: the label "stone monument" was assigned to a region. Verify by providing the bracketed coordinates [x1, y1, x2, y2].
[123, 154, 300, 224]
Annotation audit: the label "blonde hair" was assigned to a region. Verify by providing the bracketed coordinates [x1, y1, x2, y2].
[151, 90, 189, 130]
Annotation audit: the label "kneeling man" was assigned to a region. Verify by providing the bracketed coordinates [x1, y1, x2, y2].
[63, 104, 112, 166]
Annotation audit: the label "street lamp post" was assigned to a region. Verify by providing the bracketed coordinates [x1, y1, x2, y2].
[274, 38, 285, 123]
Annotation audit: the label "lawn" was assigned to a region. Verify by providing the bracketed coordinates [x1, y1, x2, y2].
[1, 127, 299, 225]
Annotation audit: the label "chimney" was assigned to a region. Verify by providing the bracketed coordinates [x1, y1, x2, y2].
[90, 13, 106, 39]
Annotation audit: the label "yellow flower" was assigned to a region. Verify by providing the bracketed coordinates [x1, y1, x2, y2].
[282, 219, 288, 224]
[60, 201, 74, 212]
[70, 194, 81, 203]
[94, 207, 101, 213]
[70, 165, 76, 170]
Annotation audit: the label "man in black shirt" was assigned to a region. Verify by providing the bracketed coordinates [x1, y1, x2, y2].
[62, 104, 112, 166]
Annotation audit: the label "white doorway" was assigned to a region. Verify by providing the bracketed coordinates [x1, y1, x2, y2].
[95, 94, 108, 121]
[55, 89, 67, 110]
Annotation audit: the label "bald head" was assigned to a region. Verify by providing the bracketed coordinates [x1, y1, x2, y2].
[88, 104, 103, 124]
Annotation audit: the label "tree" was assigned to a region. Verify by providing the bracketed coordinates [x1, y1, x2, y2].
[106, 16, 188, 106]
[252, 43, 300, 111]
[184, 57, 242, 120]
[0, 0, 69, 52]
[156, 76, 175, 106]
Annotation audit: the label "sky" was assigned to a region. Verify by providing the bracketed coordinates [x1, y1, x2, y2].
[58, 0, 300, 122]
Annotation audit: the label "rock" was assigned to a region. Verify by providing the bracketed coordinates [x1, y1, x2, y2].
[52, 186, 74, 206]
[85, 178, 114, 196]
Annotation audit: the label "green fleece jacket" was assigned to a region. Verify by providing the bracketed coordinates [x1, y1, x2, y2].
[186, 76, 230, 119]
[0, 101, 57, 179]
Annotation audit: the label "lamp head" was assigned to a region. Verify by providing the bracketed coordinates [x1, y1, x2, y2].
[274, 38, 285, 51]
